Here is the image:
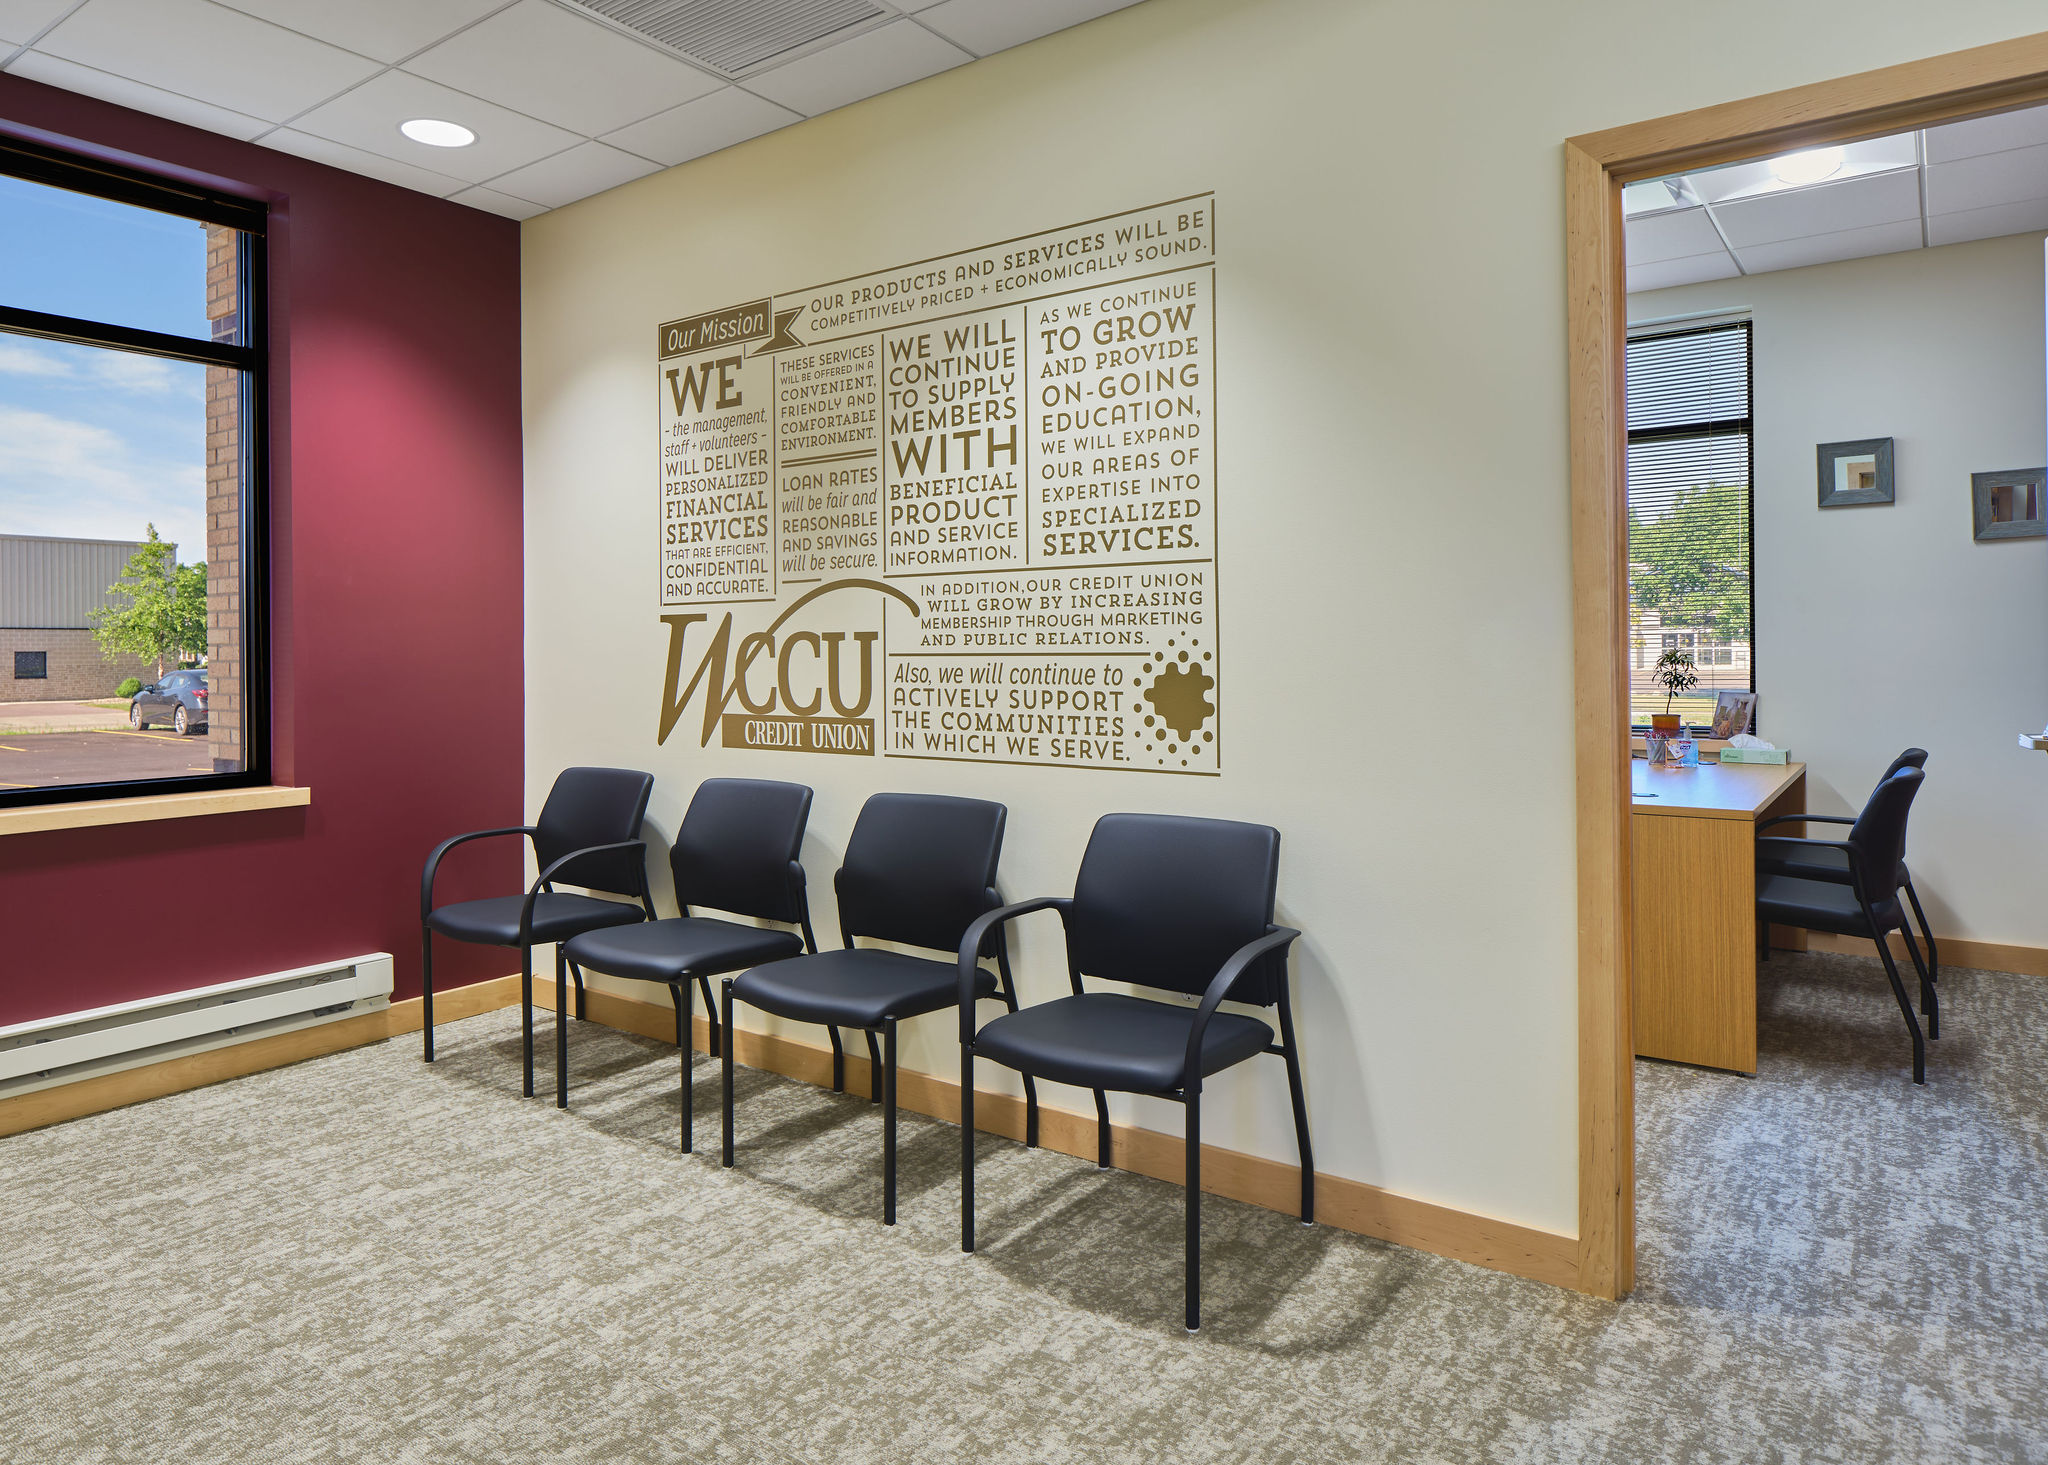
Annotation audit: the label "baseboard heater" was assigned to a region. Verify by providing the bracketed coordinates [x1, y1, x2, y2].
[0, 954, 393, 1099]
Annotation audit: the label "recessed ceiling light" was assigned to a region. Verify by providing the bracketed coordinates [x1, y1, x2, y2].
[1769, 146, 1845, 187]
[400, 118, 475, 148]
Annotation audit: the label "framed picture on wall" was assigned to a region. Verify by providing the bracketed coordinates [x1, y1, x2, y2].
[1971, 468, 2047, 541]
[1709, 689, 1758, 739]
[1817, 438, 1895, 507]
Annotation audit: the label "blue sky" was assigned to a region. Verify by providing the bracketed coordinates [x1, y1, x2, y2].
[0, 175, 211, 561]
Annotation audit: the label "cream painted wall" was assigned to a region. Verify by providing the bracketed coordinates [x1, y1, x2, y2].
[1632, 234, 2048, 949]
[522, 0, 2048, 1236]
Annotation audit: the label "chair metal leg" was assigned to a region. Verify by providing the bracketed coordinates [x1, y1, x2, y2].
[1903, 877, 1938, 984]
[1276, 999, 1315, 1225]
[1900, 923, 1938, 1040]
[421, 927, 435, 1063]
[670, 981, 692, 1153]
[1093, 1089, 1112, 1169]
[1185, 1090, 1202, 1333]
[696, 973, 720, 1057]
[721, 979, 737, 1166]
[521, 947, 534, 1099]
[993, 983, 1039, 1147]
[554, 948, 569, 1109]
[882, 1019, 898, 1225]
[570, 961, 587, 1020]
[1873, 936, 1927, 1084]
[960, 1046, 976, 1253]
[828, 1027, 845, 1093]
[864, 1029, 883, 1104]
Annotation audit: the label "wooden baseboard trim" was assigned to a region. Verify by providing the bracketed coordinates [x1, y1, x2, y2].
[535, 982, 1582, 1291]
[0, 973, 523, 1140]
[1786, 929, 2048, 979]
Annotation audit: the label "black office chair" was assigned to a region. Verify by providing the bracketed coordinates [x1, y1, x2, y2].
[721, 792, 1038, 1225]
[1755, 767, 1935, 1082]
[1757, 748, 1937, 981]
[421, 767, 655, 1103]
[957, 813, 1311, 1333]
[562, 779, 818, 1149]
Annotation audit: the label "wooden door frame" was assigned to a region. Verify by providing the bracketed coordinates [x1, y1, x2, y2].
[1565, 30, 2048, 1299]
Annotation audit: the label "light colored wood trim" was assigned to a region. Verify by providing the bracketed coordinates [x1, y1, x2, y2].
[0, 784, 311, 838]
[1566, 139, 1634, 1301]
[1789, 930, 2048, 979]
[0, 974, 521, 1138]
[535, 983, 1581, 1291]
[1569, 31, 2048, 180]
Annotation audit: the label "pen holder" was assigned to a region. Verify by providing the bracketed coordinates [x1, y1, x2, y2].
[1646, 734, 1698, 768]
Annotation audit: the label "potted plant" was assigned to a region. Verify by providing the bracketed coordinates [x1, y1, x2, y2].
[1650, 648, 1698, 736]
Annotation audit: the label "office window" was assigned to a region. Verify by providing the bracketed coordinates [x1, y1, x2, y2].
[0, 139, 267, 805]
[1625, 321, 1752, 727]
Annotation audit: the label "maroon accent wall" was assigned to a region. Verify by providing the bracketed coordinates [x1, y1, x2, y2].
[0, 77, 524, 1026]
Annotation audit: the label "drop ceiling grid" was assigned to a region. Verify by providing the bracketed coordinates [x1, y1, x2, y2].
[0, 0, 1140, 216]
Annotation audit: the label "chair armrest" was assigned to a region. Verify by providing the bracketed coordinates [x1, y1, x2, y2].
[1184, 926, 1301, 1090]
[1757, 813, 1852, 833]
[422, 826, 535, 923]
[1754, 836, 1852, 856]
[958, 896, 1070, 1042]
[520, 840, 647, 945]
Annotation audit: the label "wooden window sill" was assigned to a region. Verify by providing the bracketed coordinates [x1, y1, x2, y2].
[0, 786, 310, 837]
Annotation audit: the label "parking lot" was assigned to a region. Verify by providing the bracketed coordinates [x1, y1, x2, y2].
[0, 728, 215, 790]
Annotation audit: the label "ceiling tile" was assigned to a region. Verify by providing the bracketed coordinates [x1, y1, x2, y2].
[915, 0, 1144, 57]
[290, 69, 580, 185]
[261, 127, 471, 196]
[482, 139, 658, 209]
[1709, 169, 1920, 249]
[448, 183, 547, 219]
[1924, 141, 2048, 216]
[746, 19, 969, 117]
[1624, 207, 1723, 266]
[5, 50, 272, 139]
[403, 0, 720, 137]
[208, 0, 510, 65]
[1925, 196, 2048, 248]
[600, 87, 799, 167]
[1923, 105, 2048, 164]
[1732, 219, 1922, 275]
[0, 0, 73, 47]
[1626, 251, 1739, 294]
[33, 0, 381, 123]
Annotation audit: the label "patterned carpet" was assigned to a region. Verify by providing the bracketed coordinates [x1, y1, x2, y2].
[3, 949, 2044, 1463]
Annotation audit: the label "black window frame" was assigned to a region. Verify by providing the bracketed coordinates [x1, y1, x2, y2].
[1624, 318, 1756, 734]
[14, 651, 49, 680]
[0, 135, 270, 809]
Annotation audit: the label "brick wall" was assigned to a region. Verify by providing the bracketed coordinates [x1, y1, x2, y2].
[1, 628, 153, 702]
[205, 225, 243, 774]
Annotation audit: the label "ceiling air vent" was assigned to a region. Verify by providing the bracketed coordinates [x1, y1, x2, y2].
[562, 0, 889, 79]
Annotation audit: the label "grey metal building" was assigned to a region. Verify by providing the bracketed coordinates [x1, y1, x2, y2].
[2, 534, 161, 702]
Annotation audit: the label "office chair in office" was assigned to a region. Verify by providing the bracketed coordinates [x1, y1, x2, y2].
[1755, 767, 1934, 1082]
[420, 767, 655, 1103]
[956, 813, 1311, 1332]
[720, 792, 1038, 1224]
[1756, 749, 1938, 982]
[562, 778, 817, 1148]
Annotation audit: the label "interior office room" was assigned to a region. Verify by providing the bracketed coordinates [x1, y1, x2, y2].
[0, 1, 2044, 1460]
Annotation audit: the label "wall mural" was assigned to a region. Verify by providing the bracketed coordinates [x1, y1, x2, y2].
[655, 193, 1217, 776]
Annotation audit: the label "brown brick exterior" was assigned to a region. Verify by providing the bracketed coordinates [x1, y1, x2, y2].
[205, 225, 244, 774]
[2, 628, 153, 702]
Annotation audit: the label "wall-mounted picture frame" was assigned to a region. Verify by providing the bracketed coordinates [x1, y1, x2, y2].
[1817, 438, 1895, 507]
[1971, 468, 2047, 542]
[1709, 689, 1758, 739]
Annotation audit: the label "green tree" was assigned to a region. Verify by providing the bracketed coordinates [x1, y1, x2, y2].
[91, 524, 207, 679]
[1628, 480, 1751, 641]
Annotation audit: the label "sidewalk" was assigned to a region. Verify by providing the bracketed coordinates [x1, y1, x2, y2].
[0, 699, 131, 735]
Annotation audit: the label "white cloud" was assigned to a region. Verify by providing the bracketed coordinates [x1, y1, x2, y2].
[0, 406, 206, 558]
[0, 337, 200, 395]
[0, 340, 74, 379]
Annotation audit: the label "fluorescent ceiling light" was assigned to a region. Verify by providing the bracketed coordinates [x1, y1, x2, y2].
[1623, 177, 1699, 217]
[1769, 147, 1845, 187]
[400, 118, 475, 148]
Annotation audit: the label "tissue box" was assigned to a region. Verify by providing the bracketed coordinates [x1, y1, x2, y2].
[1718, 746, 1787, 765]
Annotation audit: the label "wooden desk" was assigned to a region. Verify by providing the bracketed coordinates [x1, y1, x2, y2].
[1630, 758, 1805, 1073]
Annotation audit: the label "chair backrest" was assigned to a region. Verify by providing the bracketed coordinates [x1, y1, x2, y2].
[833, 793, 1005, 953]
[671, 778, 813, 923]
[533, 767, 655, 898]
[1879, 747, 1928, 785]
[1847, 767, 1922, 901]
[1066, 813, 1284, 1004]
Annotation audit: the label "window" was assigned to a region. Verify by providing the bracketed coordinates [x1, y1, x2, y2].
[1625, 320, 1753, 728]
[0, 137, 266, 806]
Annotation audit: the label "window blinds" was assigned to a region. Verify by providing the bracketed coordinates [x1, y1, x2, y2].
[1624, 322, 1753, 723]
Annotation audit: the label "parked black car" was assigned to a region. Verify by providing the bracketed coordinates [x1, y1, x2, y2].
[131, 669, 208, 735]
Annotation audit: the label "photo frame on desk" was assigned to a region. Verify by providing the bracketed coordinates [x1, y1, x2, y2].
[1709, 689, 1757, 739]
[1817, 438, 1894, 507]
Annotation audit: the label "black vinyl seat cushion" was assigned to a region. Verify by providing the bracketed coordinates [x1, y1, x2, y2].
[426, 894, 644, 947]
[733, 947, 996, 1028]
[972, 993, 1274, 1095]
[1756, 874, 1902, 938]
[563, 917, 802, 984]
[1756, 839, 1915, 887]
